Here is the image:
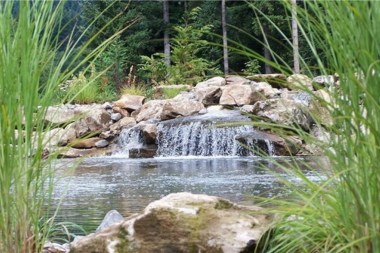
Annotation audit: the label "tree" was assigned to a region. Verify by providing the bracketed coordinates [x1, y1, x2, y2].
[221, 0, 229, 75]
[291, 0, 300, 73]
[163, 0, 170, 66]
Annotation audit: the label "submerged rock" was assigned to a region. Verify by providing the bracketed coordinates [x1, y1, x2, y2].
[70, 192, 271, 253]
[96, 210, 124, 233]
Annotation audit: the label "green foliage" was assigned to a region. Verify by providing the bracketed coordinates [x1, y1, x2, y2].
[0, 1, 124, 251]
[138, 53, 169, 85]
[162, 87, 188, 99]
[245, 1, 380, 252]
[67, 66, 99, 104]
[241, 59, 261, 75]
[169, 7, 222, 85]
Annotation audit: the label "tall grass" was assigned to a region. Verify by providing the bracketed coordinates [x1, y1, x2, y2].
[244, 1, 380, 252]
[0, 1, 126, 252]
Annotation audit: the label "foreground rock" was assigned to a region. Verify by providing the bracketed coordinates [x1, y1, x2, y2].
[70, 193, 271, 253]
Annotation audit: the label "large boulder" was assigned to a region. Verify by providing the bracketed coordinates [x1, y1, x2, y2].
[312, 75, 336, 89]
[70, 137, 106, 149]
[113, 94, 145, 112]
[161, 100, 205, 120]
[244, 98, 313, 130]
[70, 192, 271, 253]
[220, 85, 261, 106]
[236, 131, 301, 156]
[134, 100, 168, 122]
[246, 74, 287, 88]
[308, 88, 334, 126]
[72, 105, 111, 137]
[196, 76, 226, 89]
[142, 123, 157, 144]
[287, 74, 314, 91]
[195, 86, 222, 106]
[44, 105, 76, 126]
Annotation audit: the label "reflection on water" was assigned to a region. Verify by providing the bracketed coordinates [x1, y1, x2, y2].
[51, 156, 325, 233]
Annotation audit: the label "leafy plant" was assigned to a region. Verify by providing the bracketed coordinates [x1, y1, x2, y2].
[0, 0, 127, 252]
[67, 64, 99, 104]
[241, 59, 261, 75]
[240, 1, 380, 252]
[169, 7, 222, 85]
[162, 87, 188, 99]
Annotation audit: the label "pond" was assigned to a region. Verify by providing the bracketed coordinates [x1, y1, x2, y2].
[50, 156, 325, 234]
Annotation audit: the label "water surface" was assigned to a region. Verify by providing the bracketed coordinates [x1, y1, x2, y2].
[51, 156, 324, 233]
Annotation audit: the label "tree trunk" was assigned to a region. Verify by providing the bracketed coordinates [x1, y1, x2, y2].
[163, 0, 170, 66]
[222, 0, 229, 76]
[291, 0, 300, 73]
[263, 23, 272, 74]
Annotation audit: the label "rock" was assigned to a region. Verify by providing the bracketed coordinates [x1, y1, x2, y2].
[69, 193, 271, 253]
[236, 131, 301, 156]
[135, 100, 168, 122]
[42, 128, 71, 148]
[111, 113, 122, 121]
[196, 76, 226, 88]
[281, 90, 312, 106]
[250, 98, 313, 131]
[95, 139, 109, 148]
[312, 75, 336, 89]
[252, 82, 281, 99]
[246, 74, 287, 88]
[142, 124, 157, 144]
[43, 241, 68, 253]
[58, 147, 112, 158]
[195, 86, 222, 106]
[129, 145, 158, 158]
[161, 100, 205, 120]
[96, 210, 124, 233]
[287, 74, 314, 91]
[113, 106, 130, 118]
[309, 88, 334, 126]
[207, 105, 226, 111]
[73, 105, 111, 137]
[172, 90, 198, 102]
[70, 137, 104, 149]
[102, 117, 137, 139]
[102, 102, 113, 110]
[113, 94, 145, 111]
[220, 85, 261, 106]
[226, 75, 250, 85]
[44, 105, 76, 126]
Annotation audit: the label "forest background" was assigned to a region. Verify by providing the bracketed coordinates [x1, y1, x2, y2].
[48, 0, 320, 103]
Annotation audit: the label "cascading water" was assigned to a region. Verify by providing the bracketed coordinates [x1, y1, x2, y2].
[156, 110, 276, 157]
[114, 110, 277, 158]
[113, 126, 146, 157]
[156, 122, 256, 157]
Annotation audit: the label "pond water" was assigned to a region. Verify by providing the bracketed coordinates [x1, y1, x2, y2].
[50, 156, 325, 234]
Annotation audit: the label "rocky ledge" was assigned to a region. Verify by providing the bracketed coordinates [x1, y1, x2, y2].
[69, 192, 272, 253]
[36, 73, 336, 158]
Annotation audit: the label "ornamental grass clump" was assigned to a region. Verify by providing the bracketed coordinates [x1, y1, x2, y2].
[248, 1, 380, 252]
[0, 1, 126, 252]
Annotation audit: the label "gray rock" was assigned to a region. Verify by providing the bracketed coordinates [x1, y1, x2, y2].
[95, 139, 109, 148]
[196, 76, 226, 88]
[220, 85, 261, 106]
[102, 102, 113, 109]
[111, 112, 122, 121]
[250, 98, 313, 131]
[95, 210, 124, 233]
[70, 193, 271, 253]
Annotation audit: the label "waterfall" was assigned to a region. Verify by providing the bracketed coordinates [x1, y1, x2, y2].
[113, 126, 145, 157]
[114, 110, 277, 158]
[156, 122, 257, 157]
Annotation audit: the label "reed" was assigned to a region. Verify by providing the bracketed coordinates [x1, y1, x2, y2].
[0, 1, 126, 252]
[246, 1, 380, 252]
